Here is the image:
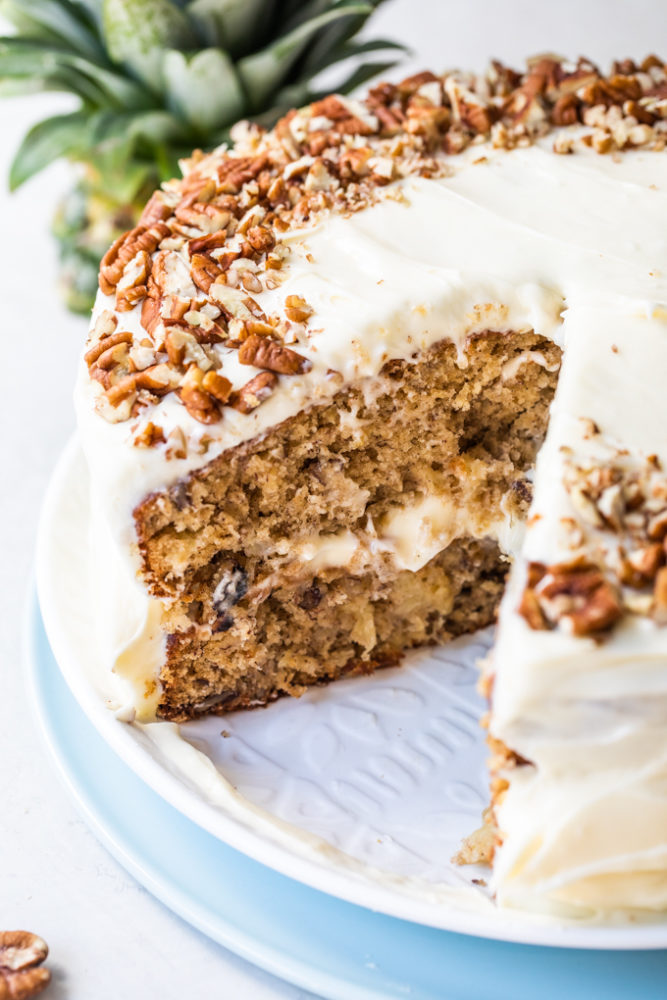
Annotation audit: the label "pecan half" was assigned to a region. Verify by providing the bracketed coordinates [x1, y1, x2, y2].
[84, 330, 132, 367]
[138, 192, 173, 227]
[238, 334, 310, 375]
[230, 371, 277, 413]
[0, 931, 50, 999]
[99, 222, 169, 295]
[190, 253, 223, 294]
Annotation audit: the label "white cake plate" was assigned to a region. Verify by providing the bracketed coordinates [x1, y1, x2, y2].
[35, 437, 667, 949]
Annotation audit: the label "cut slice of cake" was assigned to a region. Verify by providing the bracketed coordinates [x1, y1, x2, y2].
[75, 54, 667, 915]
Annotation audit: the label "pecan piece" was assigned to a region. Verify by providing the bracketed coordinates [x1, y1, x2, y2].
[540, 563, 622, 636]
[179, 365, 220, 424]
[245, 226, 276, 255]
[135, 364, 181, 394]
[188, 231, 229, 256]
[284, 294, 313, 323]
[105, 373, 139, 406]
[653, 567, 667, 624]
[202, 370, 232, 404]
[0, 931, 50, 999]
[238, 334, 310, 375]
[141, 298, 161, 339]
[517, 586, 547, 630]
[134, 422, 165, 448]
[551, 93, 580, 125]
[138, 192, 173, 227]
[84, 330, 132, 367]
[99, 222, 169, 295]
[230, 371, 277, 413]
[116, 248, 151, 312]
[190, 253, 223, 294]
[519, 560, 622, 636]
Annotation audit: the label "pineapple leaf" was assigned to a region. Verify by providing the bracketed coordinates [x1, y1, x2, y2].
[237, 3, 373, 112]
[0, 37, 149, 108]
[294, 36, 405, 82]
[9, 110, 90, 190]
[0, 0, 105, 63]
[102, 0, 196, 91]
[186, 0, 276, 56]
[271, 56, 396, 114]
[162, 48, 245, 135]
[327, 58, 398, 95]
[282, 0, 376, 73]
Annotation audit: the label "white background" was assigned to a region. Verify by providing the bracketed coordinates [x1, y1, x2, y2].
[1, 1, 664, 996]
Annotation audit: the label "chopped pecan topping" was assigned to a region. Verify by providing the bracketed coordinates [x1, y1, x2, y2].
[561, 445, 667, 625]
[519, 559, 623, 636]
[85, 54, 667, 439]
[138, 192, 173, 227]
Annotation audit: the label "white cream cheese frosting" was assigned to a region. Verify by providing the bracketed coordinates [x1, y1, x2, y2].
[490, 302, 667, 915]
[75, 122, 667, 915]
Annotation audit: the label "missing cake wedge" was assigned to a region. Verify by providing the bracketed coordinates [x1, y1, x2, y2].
[75, 54, 667, 915]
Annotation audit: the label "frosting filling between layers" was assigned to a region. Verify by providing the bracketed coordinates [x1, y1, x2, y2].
[101, 487, 521, 722]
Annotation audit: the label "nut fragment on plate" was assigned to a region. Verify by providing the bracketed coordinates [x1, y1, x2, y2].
[0, 931, 51, 998]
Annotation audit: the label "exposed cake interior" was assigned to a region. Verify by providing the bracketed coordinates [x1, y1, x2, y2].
[135, 332, 560, 718]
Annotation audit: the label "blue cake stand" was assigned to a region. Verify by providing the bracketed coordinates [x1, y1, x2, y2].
[25, 592, 667, 1000]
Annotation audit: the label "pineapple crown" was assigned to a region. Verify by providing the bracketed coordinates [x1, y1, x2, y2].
[0, 0, 405, 200]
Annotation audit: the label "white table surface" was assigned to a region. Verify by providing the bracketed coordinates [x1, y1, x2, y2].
[1, 2, 663, 996]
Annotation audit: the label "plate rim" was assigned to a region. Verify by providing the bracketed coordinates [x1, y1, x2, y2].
[30, 589, 667, 1000]
[35, 434, 667, 950]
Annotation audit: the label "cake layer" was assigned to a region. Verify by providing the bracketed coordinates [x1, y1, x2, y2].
[134, 331, 559, 600]
[105, 328, 559, 719]
[160, 535, 505, 720]
[142, 330, 559, 718]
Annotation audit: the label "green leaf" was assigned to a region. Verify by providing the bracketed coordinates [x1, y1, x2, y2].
[269, 57, 395, 116]
[0, 0, 105, 62]
[162, 47, 245, 133]
[102, 0, 195, 90]
[282, 0, 371, 67]
[297, 36, 406, 80]
[9, 111, 90, 189]
[237, 3, 372, 111]
[0, 37, 149, 108]
[187, 0, 276, 55]
[329, 58, 398, 94]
